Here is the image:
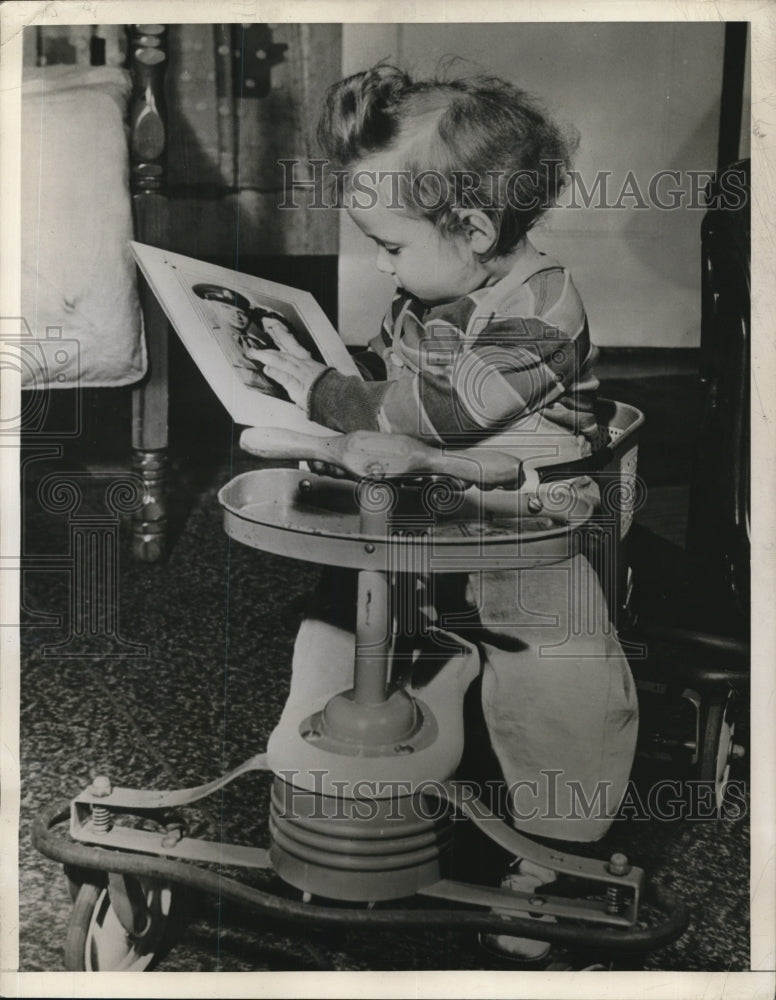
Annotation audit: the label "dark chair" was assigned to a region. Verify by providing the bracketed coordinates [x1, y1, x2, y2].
[625, 161, 750, 812]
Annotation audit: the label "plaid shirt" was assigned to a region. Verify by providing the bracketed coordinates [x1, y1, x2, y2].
[309, 241, 599, 465]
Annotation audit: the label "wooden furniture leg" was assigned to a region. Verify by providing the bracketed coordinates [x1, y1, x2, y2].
[131, 256, 169, 563]
[128, 24, 170, 561]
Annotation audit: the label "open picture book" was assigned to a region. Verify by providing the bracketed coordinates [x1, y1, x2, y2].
[130, 242, 360, 435]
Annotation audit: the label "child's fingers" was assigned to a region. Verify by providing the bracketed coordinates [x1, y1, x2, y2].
[244, 348, 327, 408]
[250, 353, 297, 386]
[245, 346, 279, 363]
[256, 360, 304, 403]
[244, 347, 289, 371]
[246, 348, 319, 380]
[246, 348, 303, 378]
[264, 320, 311, 359]
[244, 349, 295, 386]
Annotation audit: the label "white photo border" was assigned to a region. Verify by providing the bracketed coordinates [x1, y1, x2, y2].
[1, 3, 773, 999]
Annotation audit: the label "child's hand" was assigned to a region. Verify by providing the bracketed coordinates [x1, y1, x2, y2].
[245, 322, 328, 409]
[245, 347, 328, 408]
[260, 318, 309, 358]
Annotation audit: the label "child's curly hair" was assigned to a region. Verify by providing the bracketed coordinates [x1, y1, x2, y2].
[317, 63, 578, 260]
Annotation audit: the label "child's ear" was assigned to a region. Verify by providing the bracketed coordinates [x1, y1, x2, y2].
[457, 209, 498, 254]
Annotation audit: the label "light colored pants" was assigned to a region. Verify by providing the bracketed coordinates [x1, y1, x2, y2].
[454, 557, 639, 841]
[277, 552, 638, 843]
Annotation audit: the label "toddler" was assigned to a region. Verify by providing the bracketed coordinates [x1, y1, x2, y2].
[249, 64, 639, 964]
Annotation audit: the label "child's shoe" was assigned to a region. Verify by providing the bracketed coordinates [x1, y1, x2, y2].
[479, 859, 557, 964]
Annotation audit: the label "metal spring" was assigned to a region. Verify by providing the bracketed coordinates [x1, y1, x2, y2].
[605, 884, 626, 915]
[91, 805, 112, 833]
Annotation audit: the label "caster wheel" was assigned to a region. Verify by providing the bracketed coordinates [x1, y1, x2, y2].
[698, 689, 741, 815]
[64, 864, 98, 903]
[64, 877, 172, 971]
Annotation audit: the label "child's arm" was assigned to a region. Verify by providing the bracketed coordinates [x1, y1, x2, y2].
[306, 314, 596, 445]
[250, 304, 594, 445]
[245, 319, 387, 404]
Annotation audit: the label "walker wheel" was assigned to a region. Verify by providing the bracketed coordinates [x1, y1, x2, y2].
[64, 877, 172, 971]
[698, 688, 739, 815]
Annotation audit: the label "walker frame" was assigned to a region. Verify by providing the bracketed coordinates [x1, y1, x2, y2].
[33, 398, 691, 971]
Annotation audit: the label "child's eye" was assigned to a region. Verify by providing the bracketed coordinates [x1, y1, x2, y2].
[385, 246, 401, 256]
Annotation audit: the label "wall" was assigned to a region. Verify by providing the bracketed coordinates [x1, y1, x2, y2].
[337, 22, 726, 348]
[164, 23, 342, 261]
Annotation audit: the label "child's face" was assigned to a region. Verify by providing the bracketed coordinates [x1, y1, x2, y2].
[347, 185, 484, 305]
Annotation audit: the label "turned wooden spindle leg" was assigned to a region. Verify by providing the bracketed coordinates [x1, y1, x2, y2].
[131, 448, 169, 563]
[127, 24, 170, 562]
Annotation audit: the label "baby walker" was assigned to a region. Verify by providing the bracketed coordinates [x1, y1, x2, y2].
[33, 399, 689, 971]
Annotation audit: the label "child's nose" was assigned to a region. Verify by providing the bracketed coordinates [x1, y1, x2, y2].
[375, 246, 395, 275]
